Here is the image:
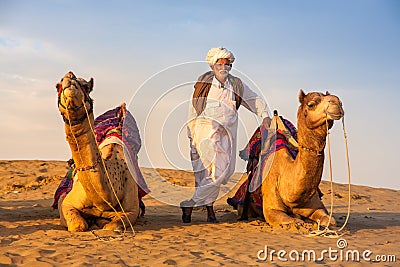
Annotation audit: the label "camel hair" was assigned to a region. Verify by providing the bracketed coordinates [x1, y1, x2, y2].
[261, 90, 344, 227]
[56, 71, 139, 232]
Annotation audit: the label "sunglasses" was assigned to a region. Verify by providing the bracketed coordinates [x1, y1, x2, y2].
[214, 63, 232, 68]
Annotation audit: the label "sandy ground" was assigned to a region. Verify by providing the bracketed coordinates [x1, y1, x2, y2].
[0, 160, 399, 266]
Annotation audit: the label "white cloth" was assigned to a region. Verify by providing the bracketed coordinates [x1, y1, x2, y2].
[98, 136, 141, 185]
[205, 47, 235, 66]
[187, 76, 268, 206]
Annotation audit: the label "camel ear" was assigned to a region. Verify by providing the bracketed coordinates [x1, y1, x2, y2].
[326, 91, 330, 95]
[77, 77, 94, 94]
[298, 89, 306, 104]
[56, 83, 62, 95]
[87, 78, 94, 93]
[68, 71, 75, 77]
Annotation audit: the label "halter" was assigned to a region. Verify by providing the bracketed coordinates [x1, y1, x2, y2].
[57, 83, 94, 126]
[298, 143, 324, 156]
[75, 155, 102, 172]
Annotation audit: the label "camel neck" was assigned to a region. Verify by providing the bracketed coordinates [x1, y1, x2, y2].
[296, 124, 327, 182]
[64, 114, 100, 171]
[297, 124, 327, 154]
[64, 117, 115, 209]
[279, 122, 327, 203]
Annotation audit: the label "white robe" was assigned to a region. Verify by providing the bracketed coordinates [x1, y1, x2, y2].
[187, 76, 268, 206]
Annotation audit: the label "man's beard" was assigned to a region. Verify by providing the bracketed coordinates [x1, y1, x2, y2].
[216, 70, 229, 81]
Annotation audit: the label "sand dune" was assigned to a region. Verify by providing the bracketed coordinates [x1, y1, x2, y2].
[0, 160, 399, 266]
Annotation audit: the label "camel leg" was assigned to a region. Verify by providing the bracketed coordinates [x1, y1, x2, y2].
[309, 208, 336, 227]
[61, 204, 88, 232]
[60, 181, 90, 232]
[263, 208, 303, 226]
[262, 173, 303, 226]
[102, 177, 139, 231]
[101, 210, 138, 231]
[293, 194, 336, 227]
[93, 218, 110, 229]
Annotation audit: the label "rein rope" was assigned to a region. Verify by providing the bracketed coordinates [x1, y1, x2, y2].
[81, 101, 136, 237]
[308, 115, 352, 238]
[60, 84, 135, 238]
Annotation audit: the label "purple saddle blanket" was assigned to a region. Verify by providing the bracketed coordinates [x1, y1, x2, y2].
[52, 105, 149, 216]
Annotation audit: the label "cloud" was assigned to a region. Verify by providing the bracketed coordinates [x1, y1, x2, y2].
[0, 33, 43, 56]
[0, 69, 67, 160]
[0, 36, 19, 48]
[0, 31, 78, 74]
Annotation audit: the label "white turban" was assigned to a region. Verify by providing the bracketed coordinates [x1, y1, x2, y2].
[205, 47, 235, 66]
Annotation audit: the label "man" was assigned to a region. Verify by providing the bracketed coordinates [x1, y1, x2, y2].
[181, 47, 271, 223]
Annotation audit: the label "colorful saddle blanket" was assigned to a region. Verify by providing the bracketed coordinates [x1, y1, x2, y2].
[52, 106, 149, 215]
[228, 116, 299, 211]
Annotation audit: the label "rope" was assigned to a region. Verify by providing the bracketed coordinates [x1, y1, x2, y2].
[65, 105, 125, 232]
[90, 230, 125, 242]
[308, 116, 351, 238]
[338, 118, 351, 232]
[82, 100, 136, 236]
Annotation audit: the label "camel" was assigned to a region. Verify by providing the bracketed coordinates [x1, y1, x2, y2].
[55, 71, 139, 232]
[261, 90, 344, 227]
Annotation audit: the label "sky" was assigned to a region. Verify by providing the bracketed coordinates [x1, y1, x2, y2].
[0, 0, 399, 190]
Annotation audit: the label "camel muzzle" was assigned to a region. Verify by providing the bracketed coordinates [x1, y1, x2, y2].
[324, 96, 344, 121]
[57, 83, 94, 125]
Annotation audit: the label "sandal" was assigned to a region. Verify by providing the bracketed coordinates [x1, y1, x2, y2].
[181, 207, 193, 223]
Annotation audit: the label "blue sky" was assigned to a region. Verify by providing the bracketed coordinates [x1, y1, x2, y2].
[0, 0, 399, 189]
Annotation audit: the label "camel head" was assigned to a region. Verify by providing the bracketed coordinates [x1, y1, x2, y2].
[297, 90, 344, 130]
[56, 71, 94, 125]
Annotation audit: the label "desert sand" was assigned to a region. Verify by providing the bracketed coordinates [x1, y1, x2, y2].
[0, 159, 399, 266]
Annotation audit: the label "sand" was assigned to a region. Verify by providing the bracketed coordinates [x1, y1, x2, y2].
[0, 160, 399, 266]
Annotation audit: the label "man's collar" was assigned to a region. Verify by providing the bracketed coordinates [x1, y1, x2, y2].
[212, 76, 230, 89]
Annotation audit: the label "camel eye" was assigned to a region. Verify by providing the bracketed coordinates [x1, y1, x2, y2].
[307, 101, 316, 109]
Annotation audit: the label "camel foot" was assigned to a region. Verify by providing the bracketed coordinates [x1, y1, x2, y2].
[102, 217, 136, 231]
[308, 208, 336, 227]
[94, 218, 111, 229]
[103, 221, 124, 231]
[264, 209, 303, 226]
[67, 219, 88, 232]
[62, 207, 88, 232]
[318, 215, 336, 227]
[277, 217, 304, 225]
